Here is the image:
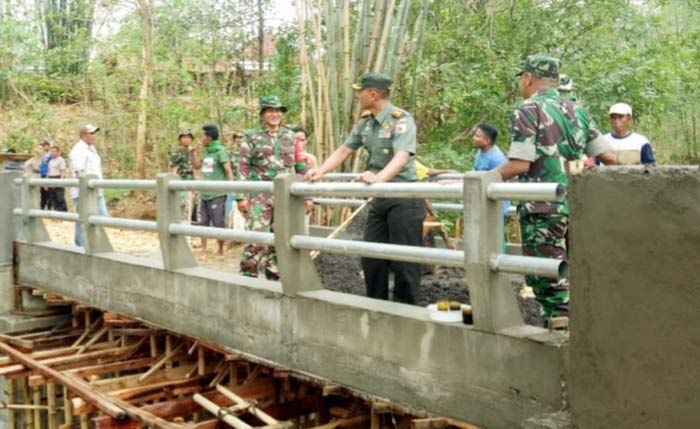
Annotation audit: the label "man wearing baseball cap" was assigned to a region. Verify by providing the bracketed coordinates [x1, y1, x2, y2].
[70, 123, 108, 247]
[497, 55, 617, 321]
[306, 72, 425, 305]
[603, 102, 655, 165]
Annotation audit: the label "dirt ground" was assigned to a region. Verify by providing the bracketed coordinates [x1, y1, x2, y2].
[42, 219, 244, 273]
[313, 205, 544, 326]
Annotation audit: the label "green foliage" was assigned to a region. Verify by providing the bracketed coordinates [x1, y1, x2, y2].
[2, 0, 699, 173]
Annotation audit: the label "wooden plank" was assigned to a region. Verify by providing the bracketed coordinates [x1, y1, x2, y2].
[0, 332, 35, 350]
[0, 341, 120, 367]
[0, 342, 128, 419]
[216, 384, 279, 426]
[138, 342, 186, 382]
[62, 372, 183, 429]
[2, 344, 127, 377]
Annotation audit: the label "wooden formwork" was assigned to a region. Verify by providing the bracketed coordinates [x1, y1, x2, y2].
[0, 289, 478, 429]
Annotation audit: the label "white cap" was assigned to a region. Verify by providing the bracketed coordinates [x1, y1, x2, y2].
[80, 124, 100, 134]
[609, 103, 632, 116]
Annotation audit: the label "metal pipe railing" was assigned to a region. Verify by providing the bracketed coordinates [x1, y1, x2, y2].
[168, 180, 273, 193]
[88, 216, 158, 232]
[89, 179, 157, 190]
[18, 178, 80, 188]
[169, 224, 275, 245]
[290, 235, 465, 267]
[489, 254, 567, 279]
[487, 183, 565, 202]
[291, 182, 463, 199]
[13, 208, 80, 222]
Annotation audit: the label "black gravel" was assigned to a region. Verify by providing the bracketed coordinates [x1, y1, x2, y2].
[313, 205, 544, 327]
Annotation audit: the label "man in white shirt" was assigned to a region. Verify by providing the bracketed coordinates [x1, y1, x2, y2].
[70, 124, 109, 247]
[603, 103, 656, 165]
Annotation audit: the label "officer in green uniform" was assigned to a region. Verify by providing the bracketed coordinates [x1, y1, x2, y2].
[306, 73, 425, 304]
[497, 55, 617, 319]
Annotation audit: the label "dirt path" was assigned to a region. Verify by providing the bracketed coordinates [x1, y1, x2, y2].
[42, 219, 243, 273]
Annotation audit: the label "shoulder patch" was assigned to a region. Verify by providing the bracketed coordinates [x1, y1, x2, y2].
[360, 110, 372, 118]
[391, 109, 406, 118]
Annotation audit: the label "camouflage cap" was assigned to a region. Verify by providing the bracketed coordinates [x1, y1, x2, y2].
[559, 74, 573, 91]
[259, 95, 287, 113]
[352, 72, 393, 91]
[517, 55, 560, 79]
[178, 128, 194, 139]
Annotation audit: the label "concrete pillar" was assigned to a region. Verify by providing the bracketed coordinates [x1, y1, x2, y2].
[0, 172, 21, 314]
[463, 171, 523, 332]
[20, 174, 50, 244]
[156, 173, 197, 271]
[78, 174, 113, 254]
[273, 174, 322, 296]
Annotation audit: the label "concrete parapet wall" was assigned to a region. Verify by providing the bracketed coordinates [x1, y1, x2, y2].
[569, 166, 700, 429]
[17, 242, 567, 428]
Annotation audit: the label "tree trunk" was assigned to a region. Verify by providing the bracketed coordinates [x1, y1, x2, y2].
[135, 0, 153, 179]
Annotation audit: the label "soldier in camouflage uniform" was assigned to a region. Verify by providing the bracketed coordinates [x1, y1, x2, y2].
[306, 73, 425, 304]
[497, 55, 617, 319]
[558, 74, 578, 102]
[170, 128, 197, 223]
[237, 96, 311, 279]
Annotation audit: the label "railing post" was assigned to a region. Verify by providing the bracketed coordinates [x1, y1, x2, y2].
[157, 173, 197, 271]
[463, 171, 524, 332]
[21, 174, 50, 244]
[78, 174, 113, 254]
[273, 174, 322, 295]
[1, 172, 22, 314]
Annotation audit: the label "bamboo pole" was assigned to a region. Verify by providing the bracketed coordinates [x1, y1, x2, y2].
[215, 384, 278, 426]
[373, 0, 396, 73]
[408, 0, 429, 111]
[7, 378, 16, 429]
[47, 382, 58, 429]
[21, 377, 32, 429]
[32, 387, 41, 429]
[193, 394, 252, 429]
[365, 0, 387, 72]
[62, 385, 73, 429]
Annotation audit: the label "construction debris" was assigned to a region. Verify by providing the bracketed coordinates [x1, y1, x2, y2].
[0, 290, 478, 429]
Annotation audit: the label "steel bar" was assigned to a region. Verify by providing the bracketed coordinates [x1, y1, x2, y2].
[291, 182, 463, 199]
[489, 254, 568, 279]
[318, 173, 360, 181]
[88, 179, 156, 190]
[312, 198, 366, 208]
[313, 198, 470, 213]
[427, 173, 465, 181]
[290, 235, 465, 267]
[167, 180, 273, 193]
[88, 216, 158, 232]
[486, 183, 566, 202]
[169, 224, 274, 245]
[28, 178, 79, 188]
[13, 209, 79, 222]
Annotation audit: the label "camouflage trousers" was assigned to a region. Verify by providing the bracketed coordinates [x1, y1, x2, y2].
[519, 213, 569, 318]
[179, 191, 193, 224]
[239, 196, 278, 280]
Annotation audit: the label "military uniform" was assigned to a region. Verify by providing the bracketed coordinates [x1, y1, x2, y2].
[344, 74, 425, 304]
[558, 74, 578, 102]
[238, 96, 308, 280]
[510, 56, 611, 318]
[171, 129, 197, 223]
